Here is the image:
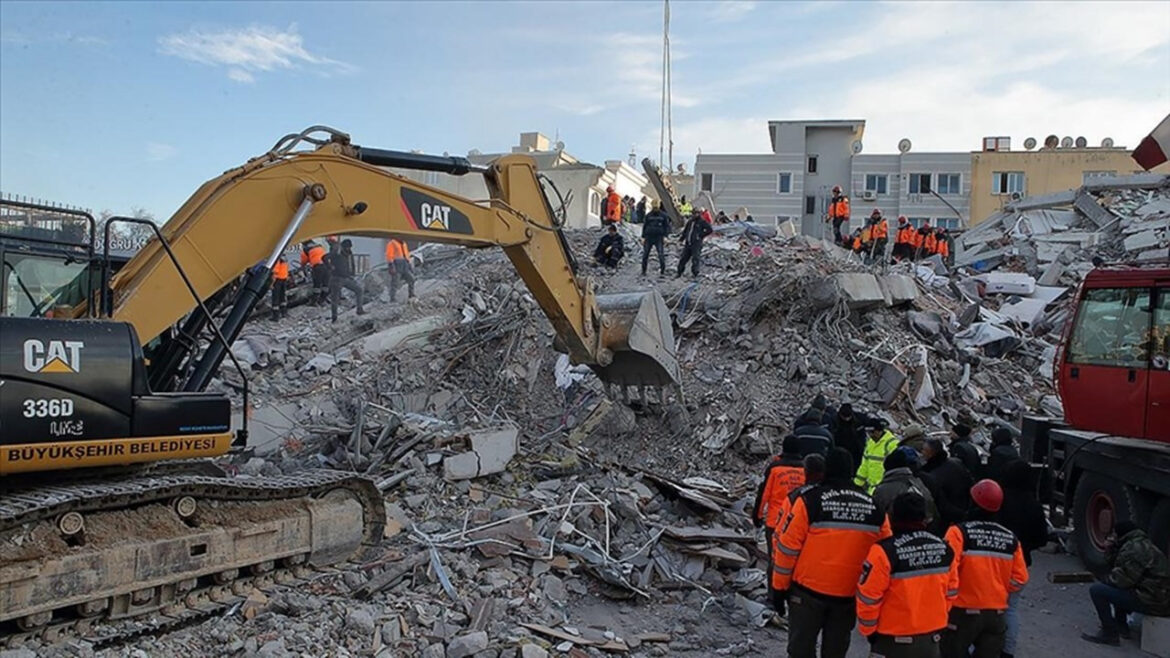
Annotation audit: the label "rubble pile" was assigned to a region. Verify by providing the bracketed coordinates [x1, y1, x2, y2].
[33, 218, 1080, 657]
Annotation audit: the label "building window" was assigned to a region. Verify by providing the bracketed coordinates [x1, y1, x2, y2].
[864, 174, 888, 195]
[805, 195, 817, 214]
[992, 171, 1026, 195]
[982, 136, 1011, 152]
[936, 174, 961, 195]
[908, 174, 932, 194]
[1083, 170, 1117, 183]
[589, 191, 600, 216]
[700, 173, 713, 192]
[777, 172, 793, 194]
[908, 217, 931, 228]
[1067, 287, 1152, 368]
[807, 156, 818, 174]
[934, 217, 961, 229]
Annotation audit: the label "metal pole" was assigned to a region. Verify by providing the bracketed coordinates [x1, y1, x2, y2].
[265, 195, 315, 268]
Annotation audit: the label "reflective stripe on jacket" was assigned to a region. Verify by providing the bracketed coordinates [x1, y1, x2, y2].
[855, 430, 899, 494]
[829, 196, 850, 220]
[857, 530, 958, 636]
[872, 219, 888, 240]
[772, 485, 891, 597]
[945, 521, 1029, 610]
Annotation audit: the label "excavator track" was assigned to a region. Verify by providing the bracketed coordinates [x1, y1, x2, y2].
[1, 469, 384, 647]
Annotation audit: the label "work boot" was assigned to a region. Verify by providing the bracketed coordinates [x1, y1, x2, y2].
[1080, 630, 1120, 646]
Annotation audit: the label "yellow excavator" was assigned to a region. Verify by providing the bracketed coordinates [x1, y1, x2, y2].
[0, 126, 679, 644]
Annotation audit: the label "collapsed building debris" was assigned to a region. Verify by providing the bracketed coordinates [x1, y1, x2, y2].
[17, 209, 1097, 657]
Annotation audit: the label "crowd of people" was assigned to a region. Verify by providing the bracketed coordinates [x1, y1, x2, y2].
[753, 395, 1170, 657]
[282, 236, 418, 323]
[826, 185, 954, 265]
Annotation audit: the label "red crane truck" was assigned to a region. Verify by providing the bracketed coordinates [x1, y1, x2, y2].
[1021, 263, 1170, 570]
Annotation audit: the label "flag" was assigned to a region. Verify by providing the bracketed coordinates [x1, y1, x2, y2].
[1132, 113, 1170, 170]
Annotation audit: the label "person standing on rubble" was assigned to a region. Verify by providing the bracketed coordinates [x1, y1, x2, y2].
[857, 492, 958, 658]
[920, 438, 974, 532]
[893, 216, 914, 261]
[678, 195, 693, 218]
[603, 186, 622, 226]
[832, 403, 867, 467]
[594, 224, 625, 268]
[300, 240, 330, 305]
[753, 435, 806, 555]
[773, 448, 890, 658]
[385, 238, 416, 302]
[934, 227, 951, 264]
[827, 185, 851, 245]
[918, 221, 936, 260]
[949, 424, 983, 479]
[856, 418, 900, 494]
[870, 210, 889, 262]
[640, 200, 670, 276]
[676, 211, 713, 278]
[328, 239, 365, 323]
[941, 479, 1029, 658]
[793, 409, 833, 457]
[270, 256, 290, 320]
[635, 196, 648, 224]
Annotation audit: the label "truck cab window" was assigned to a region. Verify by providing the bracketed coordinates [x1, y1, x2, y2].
[1153, 287, 1170, 371]
[1067, 287, 1151, 368]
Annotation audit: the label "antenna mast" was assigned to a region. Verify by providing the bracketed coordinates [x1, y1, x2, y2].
[659, 0, 673, 173]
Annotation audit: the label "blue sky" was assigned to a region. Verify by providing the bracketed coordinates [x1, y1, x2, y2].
[2, 0, 1168, 220]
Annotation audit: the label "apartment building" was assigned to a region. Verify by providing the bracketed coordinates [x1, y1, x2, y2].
[693, 120, 971, 237]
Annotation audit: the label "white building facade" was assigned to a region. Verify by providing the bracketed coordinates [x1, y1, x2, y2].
[694, 120, 971, 236]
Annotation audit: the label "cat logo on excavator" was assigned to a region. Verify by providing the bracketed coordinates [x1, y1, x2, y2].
[23, 339, 85, 374]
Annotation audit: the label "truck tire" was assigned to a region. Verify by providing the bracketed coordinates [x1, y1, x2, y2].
[1071, 472, 1148, 572]
[1149, 498, 1170, 556]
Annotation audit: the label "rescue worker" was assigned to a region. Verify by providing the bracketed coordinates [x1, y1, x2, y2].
[935, 227, 951, 263]
[827, 185, 851, 245]
[857, 492, 958, 658]
[893, 216, 914, 260]
[328, 239, 365, 323]
[1081, 519, 1170, 646]
[832, 403, 868, 468]
[941, 480, 1029, 658]
[270, 256, 289, 320]
[771, 452, 827, 612]
[753, 435, 806, 554]
[870, 210, 889, 261]
[640, 200, 670, 276]
[919, 222, 936, 260]
[594, 224, 625, 268]
[678, 195, 693, 218]
[793, 409, 833, 457]
[676, 211, 713, 278]
[300, 240, 329, 305]
[872, 447, 938, 530]
[604, 186, 622, 225]
[855, 417, 900, 494]
[898, 423, 927, 454]
[850, 227, 865, 254]
[385, 238, 416, 302]
[773, 448, 890, 658]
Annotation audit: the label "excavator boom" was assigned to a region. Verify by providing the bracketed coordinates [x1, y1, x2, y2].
[99, 129, 679, 393]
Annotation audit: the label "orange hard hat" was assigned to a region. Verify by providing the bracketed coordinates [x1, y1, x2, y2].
[971, 479, 1004, 513]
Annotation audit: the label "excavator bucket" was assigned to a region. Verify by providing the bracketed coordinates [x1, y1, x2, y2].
[592, 290, 682, 402]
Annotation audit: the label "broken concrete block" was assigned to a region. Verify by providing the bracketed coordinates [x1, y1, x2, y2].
[301, 353, 336, 373]
[979, 272, 1036, 296]
[1074, 190, 1113, 228]
[878, 274, 918, 306]
[447, 631, 488, 658]
[1123, 228, 1166, 252]
[832, 273, 885, 310]
[1137, 247, 1170, 261]
[443, 426, 520, 481]
[1037, 261, 1065, 287]
[360, 315, 453, 357]
[442, 452, 480, 481]
[872, 362, 907, 406]
[998, 297, 1048, 329]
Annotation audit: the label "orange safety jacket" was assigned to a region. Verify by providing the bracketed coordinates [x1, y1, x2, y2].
[828, 196, 850, 221]
[872, 219, 889, 240]
[861, 227, 872, 243]
[606, 192, 623, 222]
[753, 458, 806, 530]
[386, 239, 411, 261]
[945, 521, 1029, 610]
[772, 485, 891, 597]
[857, 530, 959, 637]
[924, 233, 938, 254]
[896, 224, 913, 245]
[936, 238, 950, 258]
[852, 236, 862, 251]
[272, 261, 289, 280]
[300, 246, 326, 267]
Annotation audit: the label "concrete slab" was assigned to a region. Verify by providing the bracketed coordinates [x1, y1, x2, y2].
[1137, 248, 1170, 261]
[878, 274, 919, 306]
[443, 426, 519, 481]
[1123, 228, 1166, 252]
[241, 402, 302, 456]
[1074, 190, 1113, 228]
[832, 273, 885, 310]
[1005, 189, 1078, 211]
[1037, 261, 1065, 286]
[980, 272, 1036, 296]
[998, 297, 1048, 329]
[1030, 285, 1070, 306]
[360, 313, 454, 357]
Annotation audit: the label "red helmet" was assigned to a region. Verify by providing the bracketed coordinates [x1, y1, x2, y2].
[897, 215, 908, 223]
[971, 479, 1004, 512]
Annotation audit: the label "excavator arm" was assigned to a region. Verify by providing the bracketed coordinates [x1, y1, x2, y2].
[98, 129, 679, 394]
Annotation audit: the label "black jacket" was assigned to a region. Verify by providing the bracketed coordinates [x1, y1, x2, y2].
[635, 200, 647, 223]
[642, 210, 670, 239]
[987, 443, 1020, 484]
[996, 459, 1048, 566]
[950, 439, 982, 479]
[832, 413, 867, 467]
[793, 421, 833, 457]
[595, 233, 624, 260]
[920, 452, 974, 531]
[330, 248, 356, 278]
[681, 217, 712, 247]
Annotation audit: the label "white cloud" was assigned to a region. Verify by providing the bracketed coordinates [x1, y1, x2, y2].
[145, 142, 178, 162]
[158, 25, 351, 82]
[710, 1, 758, 23]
